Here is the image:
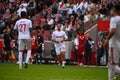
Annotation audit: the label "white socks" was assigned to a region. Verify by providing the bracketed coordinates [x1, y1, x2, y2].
[114, 65, 120, 74]
[62, 61, 66, 68]
[25, 50, 31, 63]
[108, 65, 120, 80]
[19, 52, 22, 69]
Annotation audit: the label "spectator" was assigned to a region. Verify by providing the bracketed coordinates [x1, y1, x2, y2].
[11, 11, 19, 23]
[17, 4, 27, 17]
[90, 10, 96, 22]
[87, 0, 95, 11]
[80, 5, 87, 15]
[52, 1, 59, 14]
[20, 0, 28, 8]
[77, 0, 88, 10]
[27, 0, 36, 18]
[99, 4, 108, 15]
[77, 11, 84, 21]
[63, 21, 71, 31]
[8, 3, 15, 14]
[45, 0, 52, 7]
[73, 1, 79, 13]
[40, 16, 47, 30]
[95, 11, 105, 20]
[67, 4, 75, 15]
[58, 0, 66, 15]
[0, 19, 5, 34]
[84, 10, 91, 22]
[0, 3, 5, 14]
[54, 10, 62, 23]
[65, 0, 71, 10]
[84, 33, 94, 65]
[106, 0, 114, 14]
[2, 8, 12, 24]
[43, 15, 54, 30]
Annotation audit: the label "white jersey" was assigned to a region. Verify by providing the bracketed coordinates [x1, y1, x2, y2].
[14, 18, 32, 39]
[52, 30, 68, 47]
[109, 16, 120, 48]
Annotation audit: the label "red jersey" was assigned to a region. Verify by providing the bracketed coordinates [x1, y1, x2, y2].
[77, 33, 86, 55]
[31, 35, 37, 50]
[0, 39, 3, 50]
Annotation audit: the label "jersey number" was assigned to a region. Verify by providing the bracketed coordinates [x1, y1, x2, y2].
[19, 24, 26, 33]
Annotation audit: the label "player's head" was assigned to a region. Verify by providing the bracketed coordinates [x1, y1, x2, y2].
[113, 4, 120, 15]
[57, 22, 61, 31]
[21, 11, 27, 18]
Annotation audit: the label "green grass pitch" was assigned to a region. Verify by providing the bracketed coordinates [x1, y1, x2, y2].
[0, 63, 108, 80]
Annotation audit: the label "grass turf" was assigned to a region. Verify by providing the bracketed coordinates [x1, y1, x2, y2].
[0, 63, 108, 80]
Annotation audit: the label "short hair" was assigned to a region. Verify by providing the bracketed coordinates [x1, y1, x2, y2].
[114, 4, 120, 12]
[21, 11, 26, 18]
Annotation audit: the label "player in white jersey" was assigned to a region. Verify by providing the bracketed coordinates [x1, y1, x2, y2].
[51, 23, 68, 68]
[104, 4, 120, 80]
[14, 11, 32, 69]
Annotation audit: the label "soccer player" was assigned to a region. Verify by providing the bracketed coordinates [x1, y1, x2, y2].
[14, 11, 32, 69]
[104, 4, 120, 80]
[3, 28, 12, 63]
[36, 30, 44, 64]
[51, 22, 68, 68]
[76, 30, 86, 66]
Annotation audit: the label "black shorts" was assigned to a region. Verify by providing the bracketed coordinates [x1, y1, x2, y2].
[37, 45, 42, 53]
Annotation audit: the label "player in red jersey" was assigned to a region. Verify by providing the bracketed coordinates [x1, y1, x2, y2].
[76, 30, 86, 66]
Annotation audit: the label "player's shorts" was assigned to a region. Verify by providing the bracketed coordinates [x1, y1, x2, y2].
[18, 39, 31, 51]
[109, 47, 120, 64]
[54, 43, 66, 55]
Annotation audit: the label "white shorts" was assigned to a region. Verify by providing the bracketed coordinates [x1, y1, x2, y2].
[18, 39, 31, 51]
[109, 47, 120, 64]
[54, 43, 66, 55]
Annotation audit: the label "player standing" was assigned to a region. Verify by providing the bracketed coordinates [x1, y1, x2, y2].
[104, 4, 120, 80]
[51, 23, 68, 68]
[14, 11, 32, 69]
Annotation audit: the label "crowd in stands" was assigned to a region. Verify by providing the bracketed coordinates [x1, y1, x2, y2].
[0, 0, 120, 65]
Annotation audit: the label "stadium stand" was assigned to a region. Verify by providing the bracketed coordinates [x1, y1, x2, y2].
[0, 0, 117, 65]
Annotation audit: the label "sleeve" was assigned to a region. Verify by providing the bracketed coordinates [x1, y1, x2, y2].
[14, 22, 18, 30]
[63, 31, 68, 39]
[29, 20, 32, 28]
[51, 31, 55, 40]
[110, 17, 117, 30]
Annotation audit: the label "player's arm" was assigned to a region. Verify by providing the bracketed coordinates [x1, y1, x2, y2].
[106, 28, 116, 41]
[104, 17, 116, 46]
[104, 28, 116, 46]
[61, 32, 68, 42]
[51, 39, 59, 43]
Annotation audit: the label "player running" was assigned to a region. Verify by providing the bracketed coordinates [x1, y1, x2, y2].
[51, 22, 68, 68]
[104, 4, 120, 80]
